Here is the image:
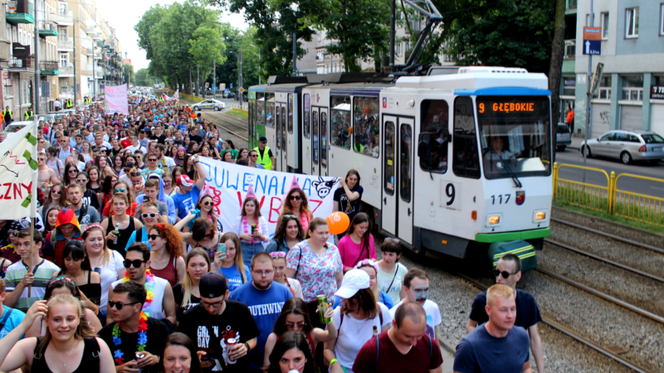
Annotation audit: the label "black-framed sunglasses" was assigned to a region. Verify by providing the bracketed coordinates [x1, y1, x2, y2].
[68, 169, 78, 173]
[130, 172, 142, 177]
[289, 195, 302, 201]
[147, 234, 160, 240]
[123, 259, 146, 268]
[493, 269, 515, 279]
[76, 179, 87, 183]
[202, 201, 213, 206]
[108, 300, 140, 310]
[8, 231, 18, 237]
[142, 213, 157, 218]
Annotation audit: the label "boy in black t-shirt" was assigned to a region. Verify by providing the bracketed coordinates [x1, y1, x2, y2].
[177, 272, 259, 372]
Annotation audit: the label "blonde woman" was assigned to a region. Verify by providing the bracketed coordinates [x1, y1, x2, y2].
[172, 248, 210, 319]
[212, 232, 250, 292]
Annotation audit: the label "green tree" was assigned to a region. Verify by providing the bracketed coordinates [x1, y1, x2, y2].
[445, 0, 556, 73]
[123, 64, 135, 85]
[189, 15, 227, 86]
[134, 68, 154, 86]
[300, 0, 390, 72]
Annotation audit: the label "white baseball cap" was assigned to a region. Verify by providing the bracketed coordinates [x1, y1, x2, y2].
[335, 269, 370, 299]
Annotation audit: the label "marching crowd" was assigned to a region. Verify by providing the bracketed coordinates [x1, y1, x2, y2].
[0, 97, 543, 373]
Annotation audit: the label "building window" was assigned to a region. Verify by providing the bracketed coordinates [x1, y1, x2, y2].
[621, 75, 643, 101]
[396, 43, 401, 56]
[660, 4, 664, 35]
[600, 12, 609, 39]
[596, 76, 611, 100]
[625, 8, 639, 38]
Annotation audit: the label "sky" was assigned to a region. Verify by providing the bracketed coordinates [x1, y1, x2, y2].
[95, 0, 247, 71]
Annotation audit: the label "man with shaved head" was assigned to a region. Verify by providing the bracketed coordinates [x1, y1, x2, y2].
[454, 284, 532, 373]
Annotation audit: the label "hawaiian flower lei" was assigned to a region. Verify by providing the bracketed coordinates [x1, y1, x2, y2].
[112, 270, 155, 365]
[242, 216, 260, 244]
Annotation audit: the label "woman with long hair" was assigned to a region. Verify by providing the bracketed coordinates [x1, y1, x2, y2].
[171, 166, 184, 185]
[98, 175, 118, 212]
[174, 147, 187, 167]
[175, 215, 222, 260]
[270, 252, 303, 299]
[111, 154, 124, 176]
[172, 248, 210, 319]
[161, 332, 202, 373]
[236, 148, 249, 163]
[80, 141, 94, 163]
[76, 171, 96, 209]
[0, 295, 115, 372]
[101, 193, 143, 257]
[188, 193, 222, 233]
[54, 241, 102, 311]
[277, 187, 313, 233]
[211, 232, 250, 292]
[25, 278, 103, 337]
[62, 163, 79, 186]
[266, 331, 317, 373]
[42, 206, 61, 232]
[221, 149, 234, 163]
[233, 197, 269, 267]
[285, 218, 343, 331]
[323, 269, 392, 373]
[83, 227, 125, 323]
[87, 166, 102, 193]
[182, 153, 196, 180]
[337, 212, 376, 272]
[162, 171, 178, 196]
[332, 169, 363, 238]
[40, 183, 68, 218]
[101, 180, 138, 218]
[264, 298, 335, 369]
[266, 214, 305, 254]
[95, 155, 116, 179]
[200, 142, 212, 158]
[148, 223, 186, 287]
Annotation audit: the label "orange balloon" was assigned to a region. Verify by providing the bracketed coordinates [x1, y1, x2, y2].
[327, 212, 350, 235]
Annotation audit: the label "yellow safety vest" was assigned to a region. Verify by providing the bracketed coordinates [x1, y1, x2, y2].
[254, 146, 273, 170]
[3, 110, 12, 117]
[24, 111, 33, 120]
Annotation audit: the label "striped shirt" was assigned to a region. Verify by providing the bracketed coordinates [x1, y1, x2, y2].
[4, 259, 60, 312]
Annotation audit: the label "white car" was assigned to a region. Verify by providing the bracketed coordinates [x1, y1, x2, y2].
[192, 99, 225, 111]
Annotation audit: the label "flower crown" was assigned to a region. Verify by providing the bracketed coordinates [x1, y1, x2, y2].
[82, 224, 104, 233]
[355, 259, 379, 274]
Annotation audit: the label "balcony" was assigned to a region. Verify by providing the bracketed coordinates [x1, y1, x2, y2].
[6, 1, 35, 24]
[40, 61, 59, 75]
[38, 22, 59, 37]
[85, 20, 98, 35]
[94, 51, 102, 60]
[55, 11, 73, 26]
[564, 40, 575, 59]
[9, 56, 34, 72]
[59, 63, 74, 77]
[57, 37, 73, 51]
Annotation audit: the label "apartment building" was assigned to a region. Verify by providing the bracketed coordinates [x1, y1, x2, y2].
[573, 0, 664, 137]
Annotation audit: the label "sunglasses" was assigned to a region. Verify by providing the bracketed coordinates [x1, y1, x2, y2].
[202, 201, 213, 206]
[147, 234, 160, 240]
[108, 300, 140, 310]
[384, 237, 400, 244]
[123, 259, 146, 268]
[142, 213, 157, 218]
[68, 169, 78, 173]
[130, 172, 142, 177]
[493, 269, 515, 279]
[147, 158, 157, 162]
[52, 190, 62, 194]
[270, 252, 287, 258]
[76, 179, 87, 183]
[250, 154, 258, 158]
[289, 195, 302, 201]
[8, 231, 18, 237]
[114, 188, 126, 193]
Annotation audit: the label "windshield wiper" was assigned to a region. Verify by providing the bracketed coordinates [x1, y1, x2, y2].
[500, 160, 522, 188]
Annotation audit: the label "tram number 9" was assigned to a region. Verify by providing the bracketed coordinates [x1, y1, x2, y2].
[491, 194, 511, 205]
[479, 103, 485, 114]
[445, 183, 455, 206]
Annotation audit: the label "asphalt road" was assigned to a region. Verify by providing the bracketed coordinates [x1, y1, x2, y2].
[554, 148, 664, 199]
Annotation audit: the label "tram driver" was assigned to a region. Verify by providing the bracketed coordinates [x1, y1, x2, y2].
[484, 135, 512, 172]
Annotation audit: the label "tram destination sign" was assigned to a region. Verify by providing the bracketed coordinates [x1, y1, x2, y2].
[477, 97, 549, 118]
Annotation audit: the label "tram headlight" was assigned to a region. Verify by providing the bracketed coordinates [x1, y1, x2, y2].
[533, 210, 548, 223]
[485, 213, 502, 227]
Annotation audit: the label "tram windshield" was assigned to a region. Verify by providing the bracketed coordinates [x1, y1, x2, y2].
[477, 96, 551, 180]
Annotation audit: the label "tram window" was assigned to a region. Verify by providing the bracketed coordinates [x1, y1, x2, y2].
[400, 124, 412, 203]
[330, 95, 351, 150]
[266, 93, 275, 128]
[353, 96, 379, 158]
[321, 111, 328, 168]
[384, 121, 395, 195]
[453, 97, 481, 179]
[275, 106, 281, 148]
[281, 104, 287, 155]
[248, 101, 254, 140]
[312, 111, 319, 164]
[288, 94, 294, 134]
[304, 94, 311, 139]
[419, 100, 449, 173]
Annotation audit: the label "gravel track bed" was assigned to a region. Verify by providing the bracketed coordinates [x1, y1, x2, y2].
[550, 222, 664, 279]
[519, 270, 664, 372]
[377, 246, 640, 372]
[540, 242, 664, 318]
[552, 207, 664, 248]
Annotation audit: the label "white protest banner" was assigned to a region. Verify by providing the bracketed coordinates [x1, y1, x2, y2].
[199, 157, 339, 238]
[0, 121, 39, 219]
[104, 84, 129, 115]
[165, 89, 179, 101]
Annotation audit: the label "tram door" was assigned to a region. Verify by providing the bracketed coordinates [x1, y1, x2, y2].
[382, 115, 414, 244]
[274, 102, 287, 171]
[311, 106, 329, 176]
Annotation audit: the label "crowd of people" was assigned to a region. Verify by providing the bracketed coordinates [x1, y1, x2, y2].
[0, 96, 544, 373]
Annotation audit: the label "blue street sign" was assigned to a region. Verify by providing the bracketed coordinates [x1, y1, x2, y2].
[583, 40, 601, 55]
[230, 83, 233, 88]
[213, 86, 217, 91]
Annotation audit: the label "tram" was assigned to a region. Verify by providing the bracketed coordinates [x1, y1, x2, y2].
[247, 67, 552, 260]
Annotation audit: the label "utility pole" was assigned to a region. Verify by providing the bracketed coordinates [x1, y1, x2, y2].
[258, 48, 261, 85]
[238, 50, 243, 100]
[292, 33, 297, 75]
[73, 22, 78, 104]
[92, 38, 96, 98]
[33, 0, 39, 114]
[583, 0, 594, 182]
[389, 0, 395, 72]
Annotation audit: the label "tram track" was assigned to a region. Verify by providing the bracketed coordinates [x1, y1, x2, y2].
[200, 110, 249, 143]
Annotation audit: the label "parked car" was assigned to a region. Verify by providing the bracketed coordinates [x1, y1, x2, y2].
[580, 129, 664, 164]
[192, 99, 225, 111]
[556, 123, 571, 151]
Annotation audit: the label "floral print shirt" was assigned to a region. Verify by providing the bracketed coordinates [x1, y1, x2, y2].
[286, 240, 343, 303]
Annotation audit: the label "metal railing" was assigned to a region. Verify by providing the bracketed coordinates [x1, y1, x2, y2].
[553, 163, 664, 227]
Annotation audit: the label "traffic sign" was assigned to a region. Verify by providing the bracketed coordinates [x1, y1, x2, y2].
[583, 27, 601, 55]
[213, 86, 217, 91]
[239, 87, 244, 93]
[230, 83, 233, 88]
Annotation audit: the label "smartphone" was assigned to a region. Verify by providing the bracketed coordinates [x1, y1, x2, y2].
[217, 243, 226, 254]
